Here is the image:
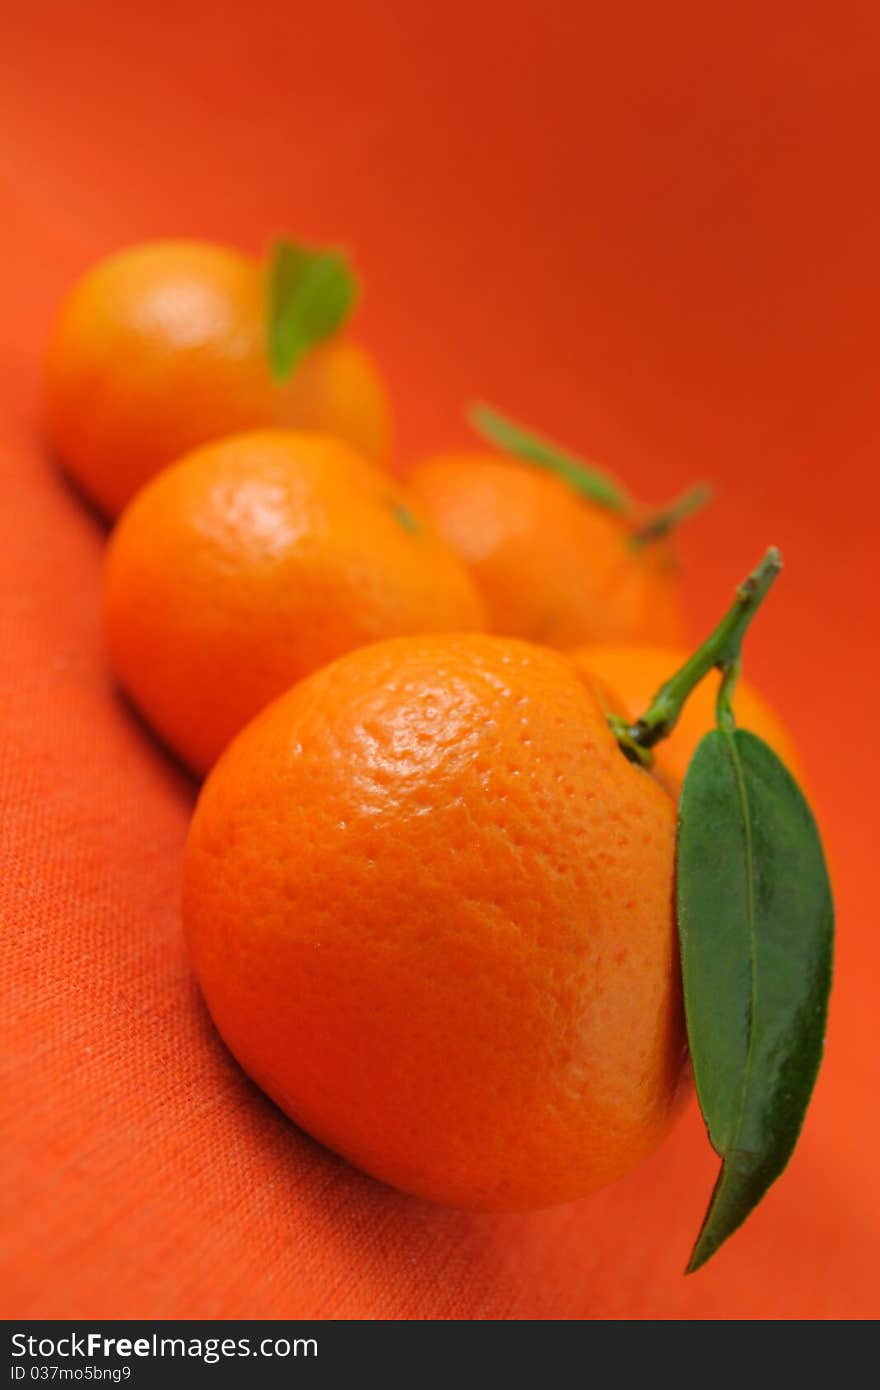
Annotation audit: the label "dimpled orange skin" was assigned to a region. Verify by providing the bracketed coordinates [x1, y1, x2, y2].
[104, 431, 486, 776]
[45, 240, 392, 517]
[405, 451, 686, 649]
[570, 642, 804, 793]
[182, 634, 689, 1211]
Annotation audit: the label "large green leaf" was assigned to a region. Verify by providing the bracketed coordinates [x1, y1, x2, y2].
[468, 402, 629, 514]
[676, 728, 834, 1272]
[267, 239, 358, 381]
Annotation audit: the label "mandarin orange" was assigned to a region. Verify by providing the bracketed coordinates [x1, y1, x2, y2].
[182, 634, 689, 1210]
[406, 451, 686, 648]
[104, 431, 484, 775]
[45, 240, 391, 516]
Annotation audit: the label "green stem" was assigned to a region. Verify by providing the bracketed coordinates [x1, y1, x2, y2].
[610, 547, 783, 764]
[715, 660, 741, 733]
[630, 482, 714, 547]
[468, 401, 630, 515]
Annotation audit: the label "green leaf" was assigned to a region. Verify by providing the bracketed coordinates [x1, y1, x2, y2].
[267, 239, 358, 381]
[468, 402, 630, 514]
[676, 728, 834, 1273]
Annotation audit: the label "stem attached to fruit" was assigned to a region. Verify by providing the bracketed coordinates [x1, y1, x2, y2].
[469, 403, 713, 546]
[629, 483, 714, 548]
[608, 547, 783, 765]
[468, 402, 631, 514]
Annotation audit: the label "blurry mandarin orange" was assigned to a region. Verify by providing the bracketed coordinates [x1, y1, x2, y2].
[570, 641, 803, 792]
[183, 634, 689, 1210]
[406, 451, 688, 649]
[45, 240, 391, 516]
[104, 431, 484, 775]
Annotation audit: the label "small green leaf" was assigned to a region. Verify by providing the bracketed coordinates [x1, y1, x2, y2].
[468, 402, 630, 514]
[676, 728, 834, 1273]
[267, 239, 358, 381]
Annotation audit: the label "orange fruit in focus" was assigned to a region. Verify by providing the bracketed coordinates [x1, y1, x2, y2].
[570, 642, 803, 792]
[183, 635, 689, 1210]
[406, 451, 686, 649]
[45, 240, 392, 516]
[104, 431, 485, 775]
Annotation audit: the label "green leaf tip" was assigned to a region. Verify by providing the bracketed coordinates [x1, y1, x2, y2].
[267, 239, 359, 382]
[631, 482, 715, 547]
[677, 728, 834, 1274]
[467, 401, 630, 514]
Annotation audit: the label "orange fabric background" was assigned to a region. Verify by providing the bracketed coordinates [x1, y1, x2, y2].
[2, 2, 879, 1319]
